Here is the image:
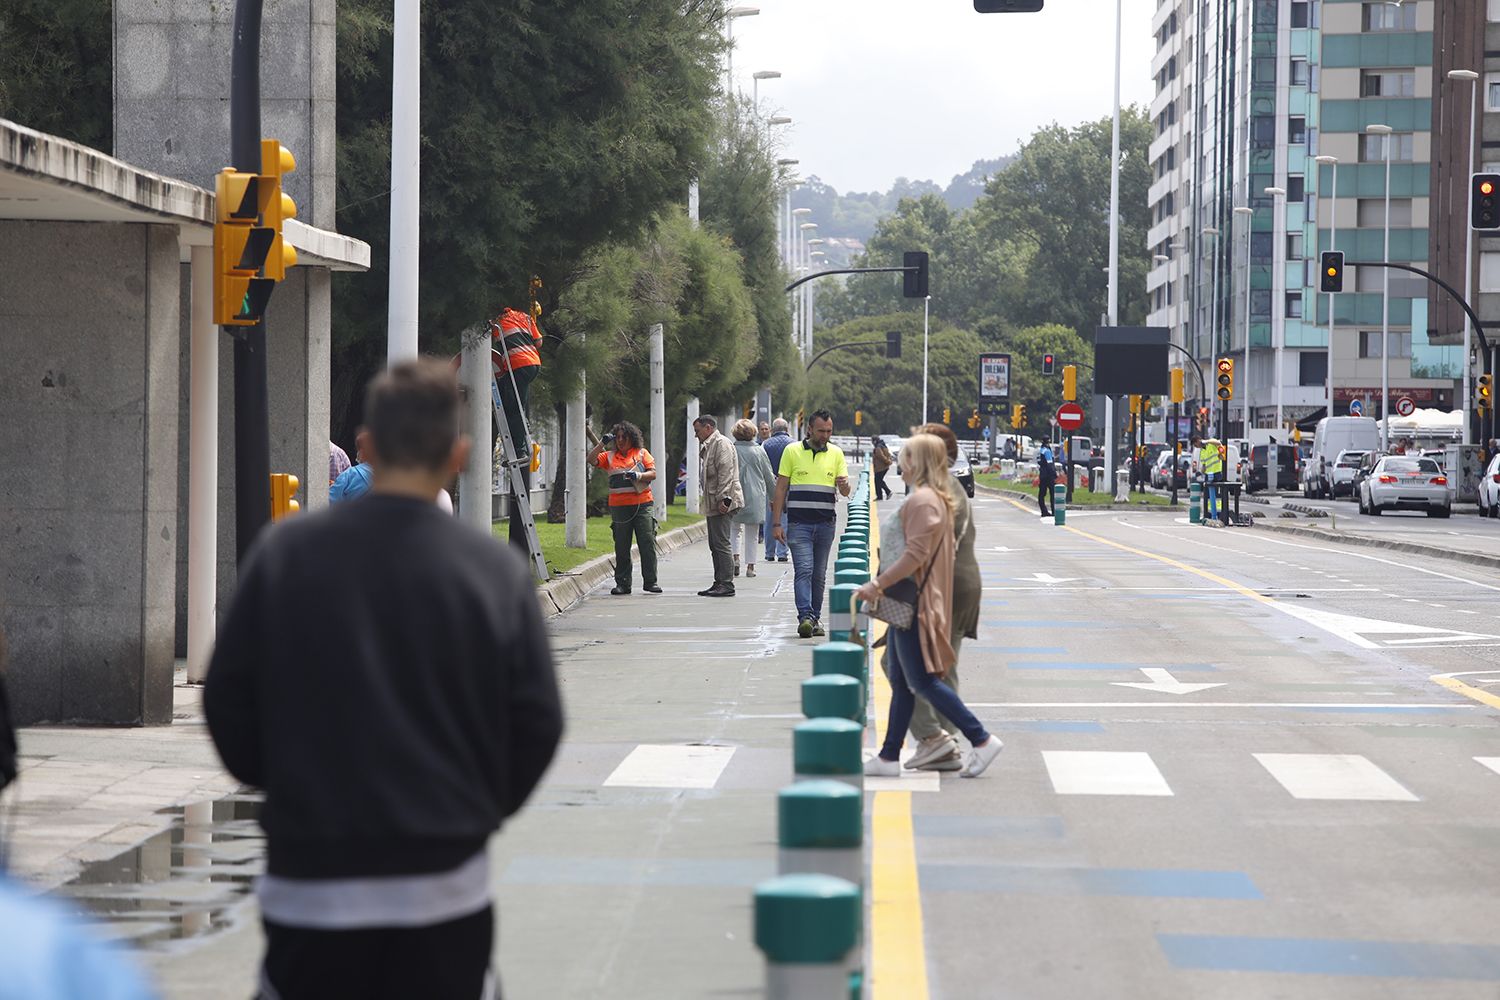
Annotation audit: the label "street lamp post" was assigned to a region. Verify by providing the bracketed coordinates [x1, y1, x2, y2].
[752, 70, 781, 108]
[800, 221, 819, 362]
[1203, 226, 1222, 438]
[1450, 69, 1480, 443]
[1265, 185, 1287, 434]
[1366, 123, 1393, 450]
[792, 207, 811, 350]
[1314, 154, 1339, 424]
[724, 7, 760, 96]
[1234, 205, 1254, 432]
[1105, 0, 1123, 485]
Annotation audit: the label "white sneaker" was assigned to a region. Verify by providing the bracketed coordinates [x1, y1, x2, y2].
[904, 734, 958, 770]
[960, 737, 1004, 778]
[863, 755, 901, 777]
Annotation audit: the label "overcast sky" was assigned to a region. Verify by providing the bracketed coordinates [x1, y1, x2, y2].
[729, 1, 1156, 194]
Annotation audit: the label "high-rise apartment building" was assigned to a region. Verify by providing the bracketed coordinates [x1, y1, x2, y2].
[1147, 0, 1461, 434]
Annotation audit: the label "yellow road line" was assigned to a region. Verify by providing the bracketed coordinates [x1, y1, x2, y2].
[865, 500, 931, 1000]
[1431, 674, 1500, 712]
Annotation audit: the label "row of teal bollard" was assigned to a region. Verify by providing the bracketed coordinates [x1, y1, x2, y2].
[753, 469, 873, 1000]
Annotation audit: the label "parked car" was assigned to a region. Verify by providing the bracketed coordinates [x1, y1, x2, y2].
[1246, 443, 1298, 493]
[951, 451, 975, 498]
[1358, 455, 1450, 517]
[1149, 449, 1191, 489]
[1329, 450, 1369, 498]
[1479, 453, 1500, 519]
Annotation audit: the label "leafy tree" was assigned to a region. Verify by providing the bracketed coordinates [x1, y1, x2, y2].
[0, 0, 112, 150]
[1001, 324, 1095, 418]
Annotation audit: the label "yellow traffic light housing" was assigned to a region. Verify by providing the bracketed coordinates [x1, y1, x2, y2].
[270, 473, 301, 521]
[943, 406, 952, 425]
[854, 409, 863, 427]
[1480, 373, 1494, 411]
[260, 140, 298, 281]
[968, 407, 980, 429]
[1062, 364, 1077, 402]
[213, 168, 275, 326]
[1170, 368, 1185, 404]
[1216, 357, 1235, 401]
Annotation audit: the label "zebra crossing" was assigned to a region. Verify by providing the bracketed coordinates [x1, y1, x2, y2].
[596, 743, 1500, 803]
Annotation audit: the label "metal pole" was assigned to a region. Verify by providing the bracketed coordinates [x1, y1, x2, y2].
[1242, 215, 1253, 431]
[230, 0, 270, 563]
[1381, 142, 1392, 452]
[922, 296, 931, 423]
[565, 360, 587, 547]
[686, 397, 702, 515]
[1327, 162, 1338, 420]
[1104, 0, 1122, 486]
[1273, 193, 1285, 433]
[186, 245, 217, 684]
[387, 0, 420, 363]
[459, 327, 491, 533]
[650, 323, 666, 523]
[1464, 81, 1479, 443]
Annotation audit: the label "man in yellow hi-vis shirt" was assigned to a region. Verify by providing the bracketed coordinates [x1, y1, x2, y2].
[1197, 436, 1224, 521]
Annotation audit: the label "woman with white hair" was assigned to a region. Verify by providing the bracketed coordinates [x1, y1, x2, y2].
[856, 433, 1002, 779]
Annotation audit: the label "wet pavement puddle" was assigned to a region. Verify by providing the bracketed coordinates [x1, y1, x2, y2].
[55, 792, 264, 946]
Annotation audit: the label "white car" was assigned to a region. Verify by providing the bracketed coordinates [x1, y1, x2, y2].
[1329, 449, 1368, 498]
[1479, 453, 1500, 519]
[1358, 455, 1450, 517]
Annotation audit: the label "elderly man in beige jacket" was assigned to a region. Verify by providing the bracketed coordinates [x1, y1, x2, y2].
[693, 415, 744, 597]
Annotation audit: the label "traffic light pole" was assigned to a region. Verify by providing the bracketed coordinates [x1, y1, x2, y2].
[804, 339, 890, 372]
[230, 0, 272, 564]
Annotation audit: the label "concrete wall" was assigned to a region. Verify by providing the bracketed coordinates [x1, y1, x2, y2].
[0, 221, 180, 725]
[113, 0, 337, 228]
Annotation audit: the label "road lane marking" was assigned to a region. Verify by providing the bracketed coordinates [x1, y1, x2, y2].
[1476, 758, 1500, 777]
[1430, 671, 1500, 712]
[1042, 751, 1174, 796]
[1253, 753, 1418, 801]
[602, 745, 736, 789]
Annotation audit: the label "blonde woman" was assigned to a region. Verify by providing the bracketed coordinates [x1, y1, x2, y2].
[855, 434, 1002, 779]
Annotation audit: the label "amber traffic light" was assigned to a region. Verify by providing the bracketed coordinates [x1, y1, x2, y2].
[270, 473, 301, 521]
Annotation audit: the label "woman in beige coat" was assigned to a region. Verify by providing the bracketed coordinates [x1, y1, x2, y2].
[855, 434, 1002, 779]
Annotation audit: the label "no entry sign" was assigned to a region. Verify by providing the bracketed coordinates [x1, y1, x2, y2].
[1056, 401, 1085, 431]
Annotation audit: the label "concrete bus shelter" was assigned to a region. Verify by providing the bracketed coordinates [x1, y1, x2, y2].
[0, 118, 369, 725]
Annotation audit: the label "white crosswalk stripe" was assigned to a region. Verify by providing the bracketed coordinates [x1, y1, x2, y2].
[1475, 757, 1500, 778]
[603, 744, 736, 789]
[1253, 753, 1417, 802]
[1041, 750, 1174, 796]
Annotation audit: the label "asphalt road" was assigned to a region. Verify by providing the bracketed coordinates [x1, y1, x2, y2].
[1243, 488, 1500, 560]
[888, 493, 1500, 999]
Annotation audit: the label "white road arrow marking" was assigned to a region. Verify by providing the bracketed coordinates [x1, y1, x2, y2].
[1269, 604, 1500, 650]
[991, 546, 1024, 552]
[1024, 572, 1080, 585]
[1112, 668, 1226, 695]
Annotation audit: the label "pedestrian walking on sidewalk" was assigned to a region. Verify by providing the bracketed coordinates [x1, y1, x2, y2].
[731, 420, 777, 580]
[205, 359, 563, 1000]
[694, 415, 743, 597]
[772, 410, 852, 637]
[897, 424, 981, 772]
[1036, 440, 1057, 517]
[589, 420, 660, 595]
[762, 419, 794, 563]
[857, 434, 1002, 779]
[871, 437, 894, 500]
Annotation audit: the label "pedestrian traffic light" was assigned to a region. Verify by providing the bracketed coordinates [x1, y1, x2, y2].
[886, 330, 901, 359]
[1473, 173, 1500, 231]
[1319, 251, 1345, 293]
[943, 405, 951, 425]
[1042, 353, 1056, 376]
[213, 168, 275, 326]
[1480, 372, 1494, 411]
[1062, 364, 1077, 401]
[1170, 367, 1185, 404]
[902, 251, 930, 298]
[1216, 357, 1235, 401]
[270, 473, 300, 521]
[260, 140, 298, 281]
[854, 409, 863, 426]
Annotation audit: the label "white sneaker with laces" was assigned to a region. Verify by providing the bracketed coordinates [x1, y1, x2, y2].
[863, 755, 901, 777]
[960, 737, 1004, 778]
[904, 734, 959, 770]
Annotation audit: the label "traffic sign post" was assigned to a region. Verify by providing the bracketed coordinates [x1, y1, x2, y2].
[1055, 401, 1085, 432]
[1395, 395, 1415, 418]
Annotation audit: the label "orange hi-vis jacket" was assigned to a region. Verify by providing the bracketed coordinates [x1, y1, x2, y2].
[492, 307, 542, 372]
[595, 446, 655, 508]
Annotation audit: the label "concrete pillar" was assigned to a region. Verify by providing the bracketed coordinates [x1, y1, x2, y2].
[459, 327, 491, 533]
[650, 324, 666, 523]
[186, 246, 217, 684]
[566, 369, 587, 548]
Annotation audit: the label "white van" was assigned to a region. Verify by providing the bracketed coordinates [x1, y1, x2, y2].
[1304, 416, 1380, 499]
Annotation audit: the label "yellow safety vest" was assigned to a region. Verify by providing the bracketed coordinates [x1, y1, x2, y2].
[1200, 443, 1223, 475]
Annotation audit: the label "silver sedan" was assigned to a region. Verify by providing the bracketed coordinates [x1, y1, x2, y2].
[1358, 456, 1450, 517]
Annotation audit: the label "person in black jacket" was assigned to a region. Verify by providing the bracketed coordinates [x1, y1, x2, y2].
[205, 359, 563, 1000]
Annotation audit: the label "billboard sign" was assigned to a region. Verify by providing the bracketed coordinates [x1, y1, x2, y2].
[978, 353, 1011, 414]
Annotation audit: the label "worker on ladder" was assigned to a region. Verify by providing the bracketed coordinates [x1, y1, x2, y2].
[491, 305, 543, 551]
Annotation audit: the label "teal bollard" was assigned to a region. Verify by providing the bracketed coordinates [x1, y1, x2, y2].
[833, 567, 868, 587]
[812, 641, 864, 682]
[1189, 481, 1202, 524]
[777, 780, 863, 884]
[834, 554, 868, 574]
[754, 874, 861, 1000]
[793, 717, 864, 787]
[826, 585, 862, 641]
[801, 674, 863, 722]
[1053, 483, 1067, 526]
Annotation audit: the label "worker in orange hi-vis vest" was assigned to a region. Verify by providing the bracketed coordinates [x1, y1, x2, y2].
[491, 305, 543, 551]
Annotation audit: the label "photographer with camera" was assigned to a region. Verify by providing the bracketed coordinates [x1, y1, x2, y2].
[588, 421, 660, 595]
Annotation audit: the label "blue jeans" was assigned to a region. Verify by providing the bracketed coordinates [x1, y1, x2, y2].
[879, 621, 989, 760]
[1205, 472, 1220, 519]
[786, 519, 835, 622]
[764, 505, 789, 560]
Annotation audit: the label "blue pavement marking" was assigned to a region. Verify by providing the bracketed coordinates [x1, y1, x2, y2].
[1287, 705, 1473, 715]
[1004, 661, 1216, 672]
[982, 620, 1098, 628]
[970, 645, 1068, 654]
[502, 857, 771, 888]
[912, 815, 1066, 839]
[1157, 935, 1500, 980]
[1005, 721, 1105, 733]
[921, 864, 1261, 900]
